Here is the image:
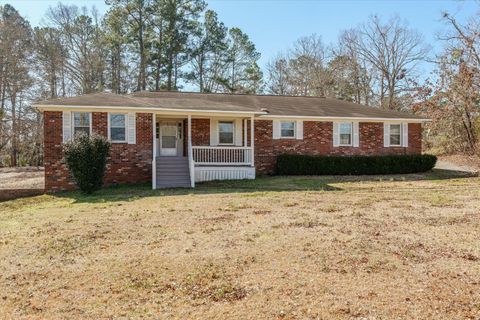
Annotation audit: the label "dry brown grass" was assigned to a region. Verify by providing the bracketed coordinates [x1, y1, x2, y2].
[0, 172, 479, 319]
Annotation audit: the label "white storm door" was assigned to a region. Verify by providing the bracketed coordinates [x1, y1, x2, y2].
[160, 122, 178, 156]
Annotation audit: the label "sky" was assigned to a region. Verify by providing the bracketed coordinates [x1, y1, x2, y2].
[2, 0, 479, 78]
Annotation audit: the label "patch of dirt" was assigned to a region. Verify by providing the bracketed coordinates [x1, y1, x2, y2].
[437, 154, 480, 173]
[0, 167, 44, 190]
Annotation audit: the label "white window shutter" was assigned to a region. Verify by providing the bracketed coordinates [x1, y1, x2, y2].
[402, 123, 409, 147]
[272, 120, 280, 139]
[235, 119, 243, 146]
[62, 111, 72, 143]
[127, 112, 136, 144]
[332, 122, 339, 147]
[353, 122, 360, 147]
[296, 120, 303, 140]
[210, 119, 218, 146]
[384, 123, 390, 147]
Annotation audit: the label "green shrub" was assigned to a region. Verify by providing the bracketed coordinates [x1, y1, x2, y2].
[276, 154, 437, 175]
[63, 134, 111, 194]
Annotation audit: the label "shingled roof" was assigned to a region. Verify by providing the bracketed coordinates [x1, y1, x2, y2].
[34, 91, 428, 121]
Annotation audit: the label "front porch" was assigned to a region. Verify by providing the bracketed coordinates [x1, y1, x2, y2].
[152, 114, 255, 189]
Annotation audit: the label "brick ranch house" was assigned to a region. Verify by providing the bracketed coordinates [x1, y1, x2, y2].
[33, 91, 429, 192]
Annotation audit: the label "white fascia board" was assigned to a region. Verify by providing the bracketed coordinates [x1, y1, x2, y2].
[33, 104, 266, 117]
[258, 115, 430, 123]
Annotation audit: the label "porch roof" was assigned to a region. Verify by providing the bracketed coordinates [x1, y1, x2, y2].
[34, 91, 429, 121]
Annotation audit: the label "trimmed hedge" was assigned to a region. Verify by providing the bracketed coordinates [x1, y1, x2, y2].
[276, 154, 437, 175]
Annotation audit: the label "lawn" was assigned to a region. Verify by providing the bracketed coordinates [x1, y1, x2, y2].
[1, 171, 479, 319]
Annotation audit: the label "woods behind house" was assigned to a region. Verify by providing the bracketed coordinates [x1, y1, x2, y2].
[0, 1, 479, 166]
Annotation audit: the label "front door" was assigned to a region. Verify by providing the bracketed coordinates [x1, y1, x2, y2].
[160, 122, 178, 156]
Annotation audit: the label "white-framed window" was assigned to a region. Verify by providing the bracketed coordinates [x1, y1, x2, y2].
[280, 121, 296, 138]
[389, 124, 402, 146]
[339, 122, 353, 146]
[109, 113, 127, 143]
[218, 121, 234, 145]
[73, 112, 91, 137]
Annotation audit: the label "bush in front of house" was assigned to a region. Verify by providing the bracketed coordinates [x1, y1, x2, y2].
[63, 134, 111, 194]
[276, 154, 437, 175]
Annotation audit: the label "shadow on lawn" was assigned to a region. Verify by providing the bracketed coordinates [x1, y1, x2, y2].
[55, 168, 477, 204]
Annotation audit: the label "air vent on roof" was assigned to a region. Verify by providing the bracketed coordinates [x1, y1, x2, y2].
[261, 108, 269, 113]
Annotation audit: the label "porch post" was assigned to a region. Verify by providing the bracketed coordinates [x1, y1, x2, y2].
[244, 119, 247, 146]
[250, 116, 254, 167]
[152, 113, 156, 190]
[188, 115, 192, 150]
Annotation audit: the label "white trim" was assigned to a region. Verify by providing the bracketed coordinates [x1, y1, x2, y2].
[62, 111, 72, 143]
[384, 123, 390, 147]
[402, 123, 409, 147]
[34, 105, 429, 122]
[353, 122, 359, 147]
[272, 120, 280, 139]
[260, 115, 430, 123]
[250, 116, 255, 167]
[195, 166, 255, 182]
[107, 112, 128, 143]
[34, 104, 266, 116]
[152, 113, 156, 190]
[296, 120, 303, 140]
[127, 112, 136, 144]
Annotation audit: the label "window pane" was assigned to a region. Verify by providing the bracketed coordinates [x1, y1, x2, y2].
[162, 136, 176, 148]
[390, 134, 401, 146]
[339, 123, 352, 134]
[219, 132, 234, 144]
[390, 124, 401, 135]
[74, 127, 90, 137]
[74, 112, 90, 126]
[390, 124, 401, 145]
[219, 122, 234, 144]
[111, 127, 126, 141]
[281, 122, 295, 137]
[219, 122, 234, 133]
[340, 133, 351, 145]
[110, 114, 125, 127]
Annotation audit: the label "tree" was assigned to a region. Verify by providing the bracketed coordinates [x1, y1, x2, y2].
[0, 4, 33, 166]
[46, 4, 107, 94]
[103, 6, 131, 93]
[107, 0, 154, 92]
[187, 9, 228, 92]
[417, 12, 480, 153]
[220, 27, 262, 93]
[33, 27, 68, 98]
[341, 16, 428, 110]
[156, 0, 206, 91]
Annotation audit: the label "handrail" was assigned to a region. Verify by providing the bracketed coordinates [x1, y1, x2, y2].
[192, 146, 252, 150]
[192, 146, 253, 165]
[188, 140, 195, 188]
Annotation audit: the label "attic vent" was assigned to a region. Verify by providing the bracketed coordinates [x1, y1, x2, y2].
[261, 108, 269, 113]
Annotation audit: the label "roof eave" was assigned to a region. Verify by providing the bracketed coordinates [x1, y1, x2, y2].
[32, 104, 267, 116]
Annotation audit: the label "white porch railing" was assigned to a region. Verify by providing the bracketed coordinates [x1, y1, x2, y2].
[192, 146, 253, 165]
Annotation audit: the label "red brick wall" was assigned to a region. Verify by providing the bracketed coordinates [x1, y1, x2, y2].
[44, 111, 76, 192]
[254, 120, 422, 174]
[44, 111, 153, 192]
[191, 119, 210, 146]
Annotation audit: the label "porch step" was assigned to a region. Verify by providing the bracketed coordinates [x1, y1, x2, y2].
[156, 157, 191, 189]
